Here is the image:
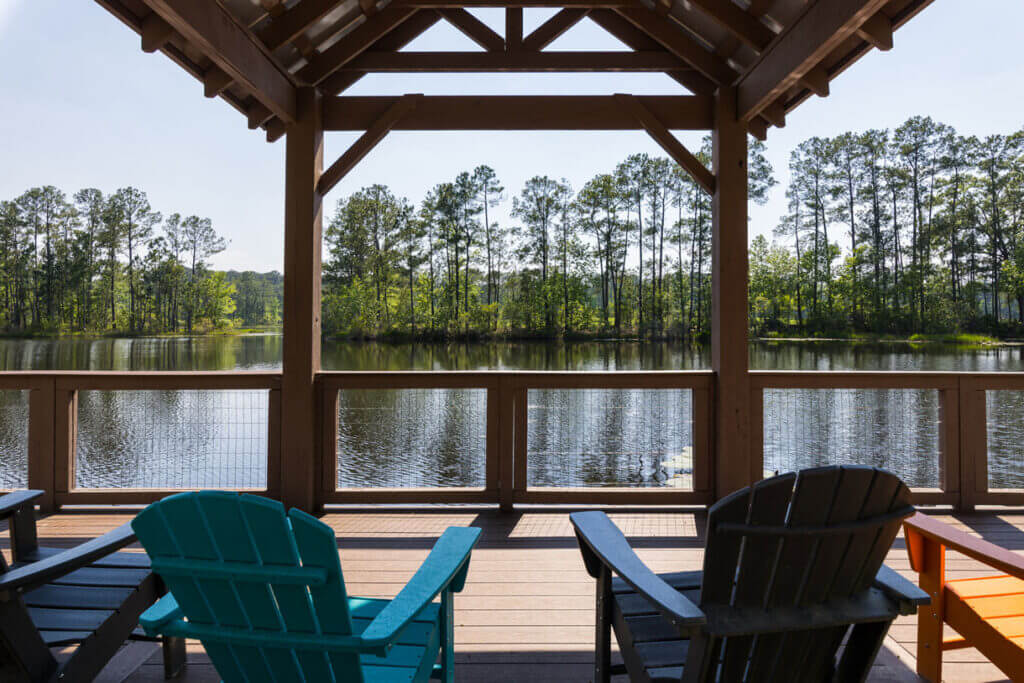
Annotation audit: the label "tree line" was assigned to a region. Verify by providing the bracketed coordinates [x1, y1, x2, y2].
[0, 186, 282, 335]
[323, 141, 775, 340]
[755, 117, 1024, 337]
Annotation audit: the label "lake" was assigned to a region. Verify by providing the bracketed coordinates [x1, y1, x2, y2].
[1, 335, 1023, 491]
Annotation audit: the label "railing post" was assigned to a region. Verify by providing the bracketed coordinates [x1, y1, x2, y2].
[959, 377, 984, 512]
[52, 387, 77, 508]
[486, 381, 501, 507]
[267, 387, 282, 500]
[748, 383, 764, 485]
[27, 379, 56, 512]
[938, 386, 961, 509]
[319, 381, 338, 509]
[691, 385, 711, 496]
[497, 375, 515, 512]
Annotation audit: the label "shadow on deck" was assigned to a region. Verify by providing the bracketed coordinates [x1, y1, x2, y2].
[8, 507, 1021, 682]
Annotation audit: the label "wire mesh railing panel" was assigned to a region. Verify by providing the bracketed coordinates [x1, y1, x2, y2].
[527, 389, 693, 488]
[75, 390, 269, 489]
[336, 389, 486, 488]
[0, 390, 29, 489]
[985, 391, 1024, 489]
[763, 388, 940, 488]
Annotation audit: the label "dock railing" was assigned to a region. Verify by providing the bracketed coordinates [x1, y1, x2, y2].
[2, 370, 1022, 511]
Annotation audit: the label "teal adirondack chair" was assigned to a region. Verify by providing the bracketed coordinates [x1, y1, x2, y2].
[130, 491, 481, 682]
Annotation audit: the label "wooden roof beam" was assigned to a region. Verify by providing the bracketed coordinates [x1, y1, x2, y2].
[857, 11, 894, 50]
[438, 9, 505, 52]
[615, 7, 738, 84]
[318, 94, 422, 195]
[683, 0, 774, 51]
[323, 95, 713, 130]
[139, 0, 297, 123]
[615, 93, 714, 194]
[258, 0, 354, 52]
[344, 50, 686, 71]
[297, 6, 417, 84]
[522, 8, 589, 51]
[736, 0, 891, 122]
[141, 12, 176, 53]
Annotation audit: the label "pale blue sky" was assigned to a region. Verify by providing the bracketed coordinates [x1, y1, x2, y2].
[1, 0, 1021, 271]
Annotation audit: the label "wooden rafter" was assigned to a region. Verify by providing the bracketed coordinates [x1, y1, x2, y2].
[615, 93, 714, 194]
[318, 94, 422, 195]
[140, 12, 175, 53]
[736, 0, 891, 122]
[257, 0, 349, 51]
[857, 11, 894, 50]
[319, 11, 442, 95]
[522, 8, 589, 51]
[322, 95, 713, 130]
[614, 7, 738, 85]
[202, 66, 233, 98]
[438, 9, 505, 52]
[297, 5, 417, 84]
[683, 0, 774, 51]
[344, 51, 686, 71]
[587, 10, 716, 95]
[139, 0, 297, 123]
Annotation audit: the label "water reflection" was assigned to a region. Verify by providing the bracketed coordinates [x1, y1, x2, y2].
[0, 337, 1023, 490]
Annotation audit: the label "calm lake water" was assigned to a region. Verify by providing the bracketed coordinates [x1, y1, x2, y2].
[1, 335, 1023, 491]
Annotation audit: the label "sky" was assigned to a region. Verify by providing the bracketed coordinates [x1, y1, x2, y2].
[1, 0, 1022, 272]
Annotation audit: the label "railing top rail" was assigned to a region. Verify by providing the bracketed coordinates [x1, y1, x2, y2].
[752, 370, 1024, 390]
[316, 370, 714, 390]
[0, 371, 282, 390]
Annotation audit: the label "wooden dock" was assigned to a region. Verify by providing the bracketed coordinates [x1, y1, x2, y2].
[11, 508, 1019, 682]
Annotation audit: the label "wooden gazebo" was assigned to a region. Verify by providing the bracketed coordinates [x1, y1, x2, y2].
[90, 0, 934, 512]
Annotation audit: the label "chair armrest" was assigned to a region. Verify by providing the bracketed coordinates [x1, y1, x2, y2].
[139, 593, 185, 635]
[0, 523, 136, 595]
[570, 511, 705, 631]
[904, 512, 1024, 580]
[360, 526, 482, 650]
[0, 490, 43, 518]
[873, 565, 929, 614]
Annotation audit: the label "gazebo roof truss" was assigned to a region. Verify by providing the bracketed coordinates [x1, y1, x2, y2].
[97, 0, 932, 192]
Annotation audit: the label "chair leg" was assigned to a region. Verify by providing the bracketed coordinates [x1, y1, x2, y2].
[835, 621, 891, 683]
[595, 566, 612, 683]
[162, 636, 186, 679]
[440, 590, 454, 683]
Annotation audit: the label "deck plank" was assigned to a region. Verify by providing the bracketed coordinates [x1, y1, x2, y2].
[4, 508, 1022, 682]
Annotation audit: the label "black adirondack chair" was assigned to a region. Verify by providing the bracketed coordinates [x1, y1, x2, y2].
[0, 490, 184, 682]
[571, 466, 930, 682]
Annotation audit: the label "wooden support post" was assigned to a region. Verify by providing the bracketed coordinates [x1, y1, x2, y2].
[711, 86, 751, 500]
[281, 87, 323, 513]
[498, 376, 515, 512]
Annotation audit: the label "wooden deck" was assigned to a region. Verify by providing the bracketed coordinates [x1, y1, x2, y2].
[10, 507, 1022, 682]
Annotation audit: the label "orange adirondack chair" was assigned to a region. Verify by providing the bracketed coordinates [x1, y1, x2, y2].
[903, 512, 1024, 682]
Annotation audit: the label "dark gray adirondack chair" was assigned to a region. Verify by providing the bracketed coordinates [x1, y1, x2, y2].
[571, 466, 930, 682]
[0, 490, 184, 682]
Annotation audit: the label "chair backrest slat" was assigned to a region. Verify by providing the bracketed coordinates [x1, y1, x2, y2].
[133, 491, 363, 683]
[197, 493, 304, 681]
[717, 473, 795, 681]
